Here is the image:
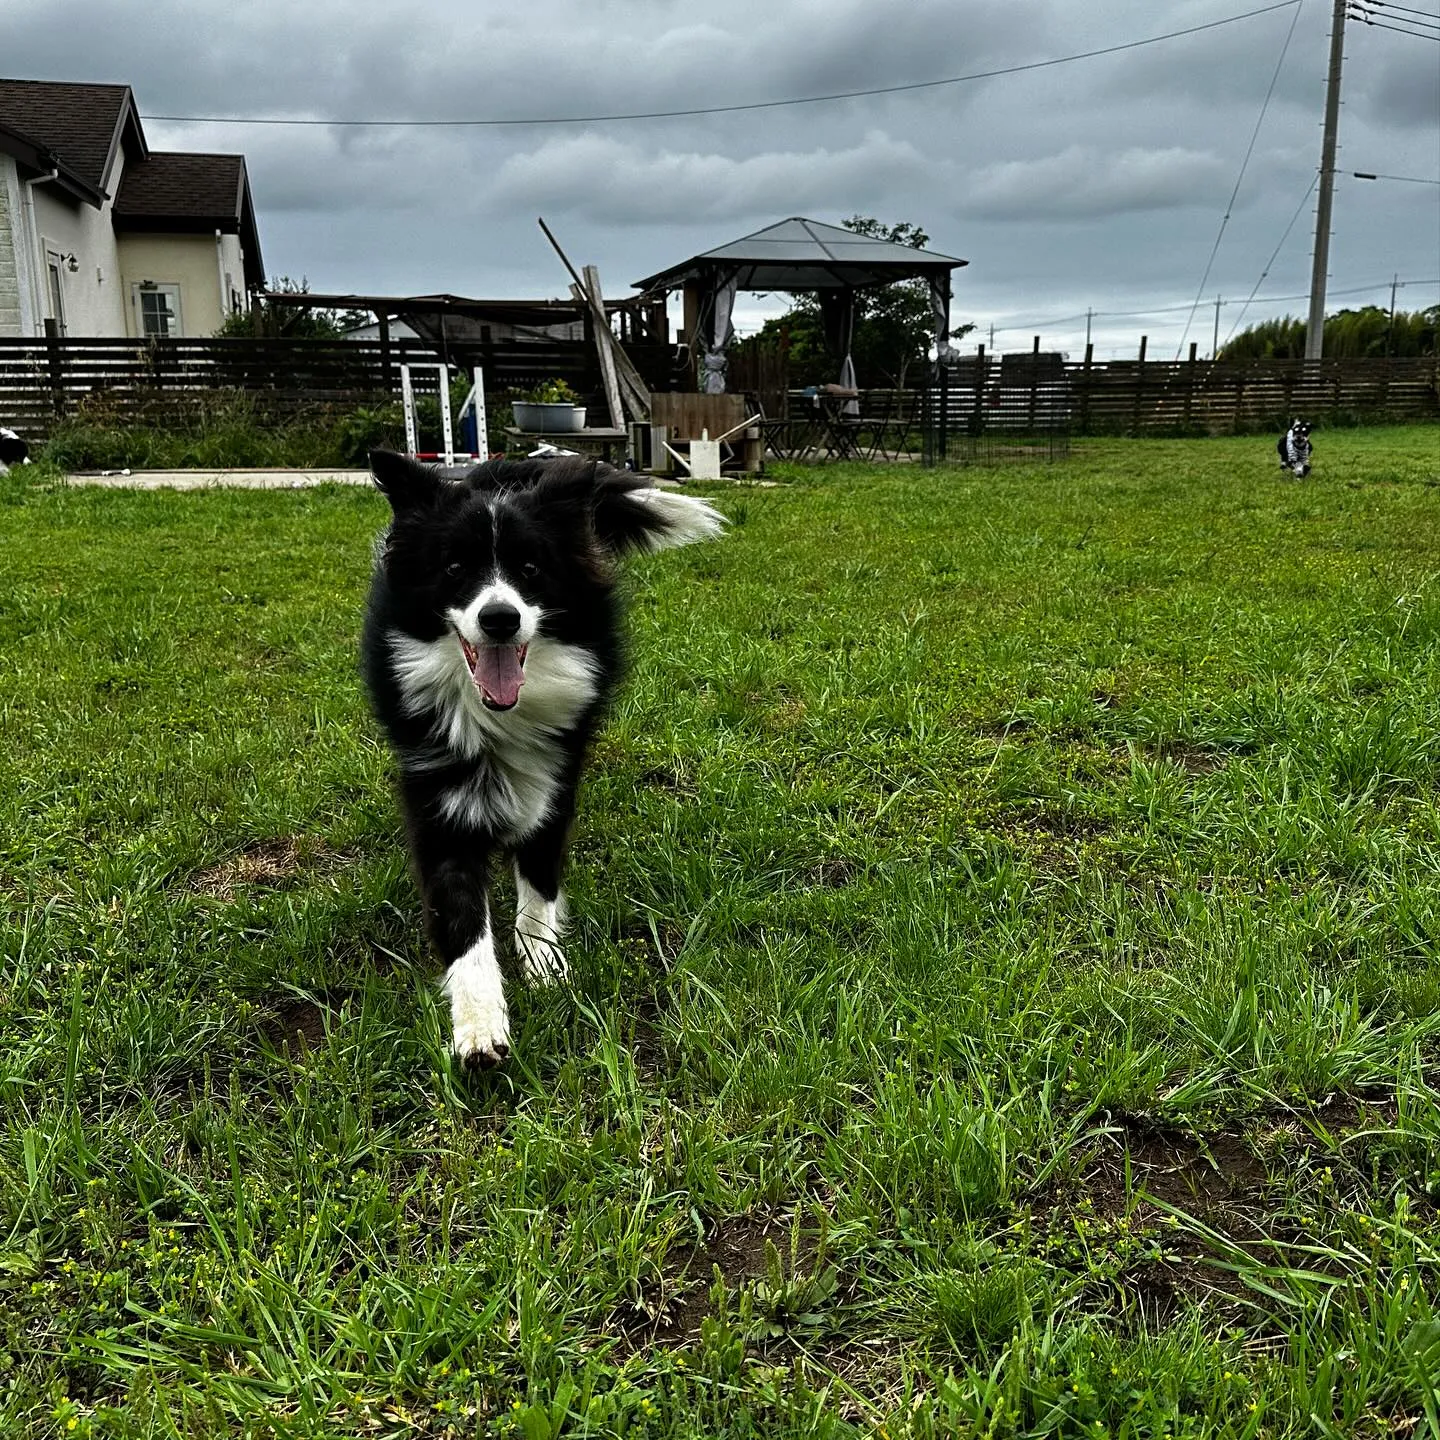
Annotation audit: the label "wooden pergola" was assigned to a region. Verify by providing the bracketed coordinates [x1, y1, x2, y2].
[632, 217, 968, 394]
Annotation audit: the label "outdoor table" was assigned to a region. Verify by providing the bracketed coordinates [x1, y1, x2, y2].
[503, 427, 629, 464]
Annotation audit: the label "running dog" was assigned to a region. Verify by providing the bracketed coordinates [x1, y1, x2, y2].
[1277, 419, 1312, 477]
[362, 451, 724, 1067]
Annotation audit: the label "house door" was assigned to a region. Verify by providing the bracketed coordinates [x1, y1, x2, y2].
[45, 253, 67, 335]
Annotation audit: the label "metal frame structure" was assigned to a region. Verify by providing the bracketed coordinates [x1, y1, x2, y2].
[400, 362, 487, 464]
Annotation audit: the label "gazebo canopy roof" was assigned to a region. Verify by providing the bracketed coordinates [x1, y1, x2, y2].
[632, 217, 967, 294]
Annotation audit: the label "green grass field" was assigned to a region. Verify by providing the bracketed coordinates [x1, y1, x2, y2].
[3, 430, 1440, 1438]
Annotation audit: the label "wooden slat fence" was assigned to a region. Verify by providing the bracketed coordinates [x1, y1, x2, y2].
[918, 352, 1437, 446]
[0, 335, 676, 438]
[2, 337, 1434, 443]
[1065, 353, 1439, 434]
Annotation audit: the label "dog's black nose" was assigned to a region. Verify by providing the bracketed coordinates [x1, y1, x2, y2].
[478, 602, 521, 640]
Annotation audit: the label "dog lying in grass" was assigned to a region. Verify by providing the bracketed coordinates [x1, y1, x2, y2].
[0, 427, 29, 473]
[362, 451, 724, 1067]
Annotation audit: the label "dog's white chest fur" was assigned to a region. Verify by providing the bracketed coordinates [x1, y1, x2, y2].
[387, 629, 599, 837]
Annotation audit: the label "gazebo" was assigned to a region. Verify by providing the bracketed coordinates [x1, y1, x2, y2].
[631, 216, 968, 395]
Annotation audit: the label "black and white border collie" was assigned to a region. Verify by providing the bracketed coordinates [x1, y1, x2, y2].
[362, 450, 725, 1067]
[1277, 418, 1312, 477]
[0, 427, 29, 473]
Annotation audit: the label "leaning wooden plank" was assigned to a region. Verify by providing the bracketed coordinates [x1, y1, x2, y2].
[580, 267, 650, 422]
[571, 281, 624, 430]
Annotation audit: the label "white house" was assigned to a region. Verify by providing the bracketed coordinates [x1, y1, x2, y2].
[0, 78, 263, 339]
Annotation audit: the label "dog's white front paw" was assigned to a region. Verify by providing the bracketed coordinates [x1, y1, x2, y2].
[445, 943, 510, 1068]
[450, 987, 510, 1068]
[517, 929, 569, 986]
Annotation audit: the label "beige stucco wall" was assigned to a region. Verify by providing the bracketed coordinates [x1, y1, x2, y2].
[117, 232, 235, 337]
[32, 182, 127, 335]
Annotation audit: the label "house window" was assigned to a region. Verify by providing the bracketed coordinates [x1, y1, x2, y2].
[133, 283, 183, 338]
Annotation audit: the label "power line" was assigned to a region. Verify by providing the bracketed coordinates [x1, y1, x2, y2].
[1347, 8, 1440, 35]
[987, 277, 1439, 335]
[138, 1, 1302, 128]
[1175, 0, 1306, 358]
[1223, 173, 1321, 346]
[1353, 170, 1440, 183]
[1367, 0, 1440, 16]
[1352, 0, 1440, 23]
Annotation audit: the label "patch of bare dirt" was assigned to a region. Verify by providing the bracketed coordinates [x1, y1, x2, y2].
[638, 765, 696, 796]
[612, 1211, 811, 1352]
[190, 837, 341, 900]
[1052, 1119, 1266, 1227]
[806, 857, 861, 889]
[1156, 741, 1228, 775]
[627, 988, 674, 1081]
[808, 1334, 909, 1421]
[616, 919, 688, 966]
[258, 996, 330, 1056]
[1025, 809, 1113, 840]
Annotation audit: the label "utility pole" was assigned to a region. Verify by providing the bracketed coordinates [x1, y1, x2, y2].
[1085, 308, 1093, 349]
[1386, 273, 1399, 355]
[1306, 0, 1347, 361]
[1213, 296, 1222, 360]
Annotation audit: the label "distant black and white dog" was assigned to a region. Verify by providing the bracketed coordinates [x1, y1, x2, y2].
[1277, 419, 1312, 477]
[0, 427, 29, 473]
[362, 450, 725, 1067]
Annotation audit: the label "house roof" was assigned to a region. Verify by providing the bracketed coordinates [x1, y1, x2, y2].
[0, 78, 266, 288]
[113, 151, 265, 287]
[633, 217, 968, 293]
[0, 78, 146, 203]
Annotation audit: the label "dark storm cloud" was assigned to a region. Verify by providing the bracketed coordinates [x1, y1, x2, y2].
[1352, 39, 1440, 129]
[489, 131, 930, 227]
[7, 0, 1438, 355]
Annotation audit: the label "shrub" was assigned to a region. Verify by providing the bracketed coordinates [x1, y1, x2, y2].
[38, 392, 411, 471]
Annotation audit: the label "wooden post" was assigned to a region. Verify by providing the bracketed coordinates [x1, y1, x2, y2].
[974, 343, 986, 437]
[1028, 334, 1040, 431]
[939, 358, 950, 462]
[1133, 334, 1147, 436]
[378, 312, 392, 394]
[1079, 342, 1093, 435]
[44, 318, 65, 417]
[577, 274, 623, 429]
[1184, 341, 1197, 430]
[575, 267, 649, 421]
[681, 282, 704, 391]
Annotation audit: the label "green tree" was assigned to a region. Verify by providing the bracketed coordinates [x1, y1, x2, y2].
[756, 216, 974, 388]
[215, 276, 369, 339]
[1219, 305, 1438, 360]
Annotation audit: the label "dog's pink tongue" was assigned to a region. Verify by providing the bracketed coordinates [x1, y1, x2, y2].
[477, 645, 525, 707]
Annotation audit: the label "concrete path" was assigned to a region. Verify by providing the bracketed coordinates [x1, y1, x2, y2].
[63, 468, 373, 490]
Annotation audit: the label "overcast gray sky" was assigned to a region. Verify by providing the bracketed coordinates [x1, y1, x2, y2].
[11, 0, 1439, 358]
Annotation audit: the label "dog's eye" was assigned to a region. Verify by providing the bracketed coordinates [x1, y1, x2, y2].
[445, 561, 463, 579]
[520, 561, 539, 579]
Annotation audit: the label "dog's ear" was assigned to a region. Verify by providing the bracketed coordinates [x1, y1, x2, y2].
[531, 457, 600, 510]
[592, 471, 727, 555]
[370, 449, 441, 511]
